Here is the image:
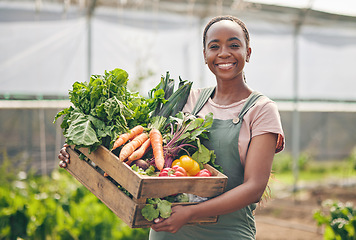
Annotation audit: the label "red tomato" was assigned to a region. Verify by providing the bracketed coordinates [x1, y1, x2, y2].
[195, 169, 212, 177]
[158, 166, 187, 177]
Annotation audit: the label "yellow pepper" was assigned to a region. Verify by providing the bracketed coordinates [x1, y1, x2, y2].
[172, 155, 201, 176]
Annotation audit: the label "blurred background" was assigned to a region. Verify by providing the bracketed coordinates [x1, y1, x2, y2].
[1, 0, 355, 239]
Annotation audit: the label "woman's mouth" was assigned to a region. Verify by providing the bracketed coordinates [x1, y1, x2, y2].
[216, 63, 236, 70]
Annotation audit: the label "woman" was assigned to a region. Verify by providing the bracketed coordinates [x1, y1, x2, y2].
[149, 15, 284, 239]
[59, 15, 284, 240]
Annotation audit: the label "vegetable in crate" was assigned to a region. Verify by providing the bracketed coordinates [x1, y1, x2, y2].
[111, 125, 144, 151]
[158, 111, 219, 169]
[127, 138, 151, 164]
[195, 169, 212, 177]
[119, 132, 149, 161]
[141, 198, 172, 222]
[149, 128, 165, 171]
[149, 72, 192, 121]
[54, 68, 154, 152]
[158, 165, 188, 177]
[172, 155, 201, 176]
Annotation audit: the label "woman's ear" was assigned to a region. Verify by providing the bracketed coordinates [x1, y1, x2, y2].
[246, 47, 252, 62]
[203, 49, 207, 64]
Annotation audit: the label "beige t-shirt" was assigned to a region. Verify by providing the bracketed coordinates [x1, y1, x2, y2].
[182, 88, 285, 166]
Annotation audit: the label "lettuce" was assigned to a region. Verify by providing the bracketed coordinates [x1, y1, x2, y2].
[54, 68, 153, 152]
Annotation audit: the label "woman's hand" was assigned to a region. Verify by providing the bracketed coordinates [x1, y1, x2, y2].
[150, 205, 193, 233]
[58, 143, 70, 168]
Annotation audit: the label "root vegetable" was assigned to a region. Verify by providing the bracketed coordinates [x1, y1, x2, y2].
[112, 125, 144, 151]
[119, 132, 148, 161]
[127, 138, 151, 165]
[149, 128, 165, 171]
[130, 159, 150, 170]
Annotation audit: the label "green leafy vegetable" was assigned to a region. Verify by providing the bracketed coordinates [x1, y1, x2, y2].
[131, 165, 157, 176]
[141, 198, 172, 221]
[54, 68, 155, 152]
[157, 200, 172, 218]
[141, 204, 159, 221]
[174, 193, 189, 203]
[159, 111, 216, 168]
[148, 72, 192, 131]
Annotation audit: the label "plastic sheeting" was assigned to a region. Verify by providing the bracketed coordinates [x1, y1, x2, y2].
[1, 2, 356, 100]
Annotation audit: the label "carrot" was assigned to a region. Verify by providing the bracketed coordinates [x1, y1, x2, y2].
[119, 133, 149, 161]
[149, 128, 165, 171]
[112, 125, 144, 151]
[126, 138, 151, 165]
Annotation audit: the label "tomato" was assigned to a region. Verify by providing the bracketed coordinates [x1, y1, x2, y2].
[172, 155, 201, 176]
[158, 165, 187, 177]
[171, 165, 187, 176]
[195, 169, 212, 177]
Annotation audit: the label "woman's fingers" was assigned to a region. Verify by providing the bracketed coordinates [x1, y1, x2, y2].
[58, 144, 70, 168]
[150, 206, 188, 233]
[151, 218, 168, 232]
[59, 160, 67, 168]
[154, 217, 164, 224]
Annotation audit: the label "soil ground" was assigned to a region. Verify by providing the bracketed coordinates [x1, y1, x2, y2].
[254, 181, 356, 240]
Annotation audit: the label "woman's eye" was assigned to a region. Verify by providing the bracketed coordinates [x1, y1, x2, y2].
[231, 43, 240, 48]
[209, 45, 219, 49]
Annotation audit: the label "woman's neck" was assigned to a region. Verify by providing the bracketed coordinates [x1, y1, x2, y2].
[212, 81, 252, 105]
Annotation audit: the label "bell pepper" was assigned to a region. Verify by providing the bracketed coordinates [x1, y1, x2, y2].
[195, 169, 212, 177]
[171, 155, 201, 176]
[159, 165, 187, 177]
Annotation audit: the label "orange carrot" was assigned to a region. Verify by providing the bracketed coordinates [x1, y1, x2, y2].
[127, 138, 151, 165]
[119, 133, 149, 161]
[112, 125, 144, 151]
[149, 128, 165, 171]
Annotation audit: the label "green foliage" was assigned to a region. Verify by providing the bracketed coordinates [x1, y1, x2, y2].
[272, 151, 311, 173]
[54, 68, 154, 152]
[0, 153, 149, 240]
[148, 72, 192, 130]
[346, 146, 356, 171]
[141, 198, 172, 221]
[314, 200, 356, 240]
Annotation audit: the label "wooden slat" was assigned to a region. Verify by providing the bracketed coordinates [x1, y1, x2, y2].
[78, 146, 143, 199]
[66, 145, 227, 228]
[79, 145, 228, 199]
[138, 177, 226, 199]
[65, 148, 219, 228]
[66, 147, 138, 227]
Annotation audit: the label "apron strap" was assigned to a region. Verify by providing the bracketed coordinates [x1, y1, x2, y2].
[237, 91, 264, 123]
[191, 87, 263, 120]
[191, 87, 215, 116]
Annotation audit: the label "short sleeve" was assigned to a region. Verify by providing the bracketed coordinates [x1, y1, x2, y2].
[248, 98, 285, 153]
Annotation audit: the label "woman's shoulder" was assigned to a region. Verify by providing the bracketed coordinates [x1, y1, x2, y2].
[248, 93, 285, 153]
[252, 93, 279, 114]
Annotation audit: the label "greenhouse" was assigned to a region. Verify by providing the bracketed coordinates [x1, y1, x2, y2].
[1, 0, 355, 173]
[1, 0, 356, 239]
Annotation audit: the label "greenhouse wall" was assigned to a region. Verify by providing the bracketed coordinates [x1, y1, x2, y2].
[1, 102, 355, 175]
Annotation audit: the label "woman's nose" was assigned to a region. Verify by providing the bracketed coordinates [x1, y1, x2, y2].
[218, 46, 231, 58]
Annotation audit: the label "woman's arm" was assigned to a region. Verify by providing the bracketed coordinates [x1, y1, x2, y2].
[150, 132, 278, 233]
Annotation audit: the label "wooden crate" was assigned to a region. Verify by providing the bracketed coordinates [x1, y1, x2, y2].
[65, 145, 228, 228]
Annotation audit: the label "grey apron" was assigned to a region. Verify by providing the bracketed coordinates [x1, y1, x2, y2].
[150, 87, 263, 240]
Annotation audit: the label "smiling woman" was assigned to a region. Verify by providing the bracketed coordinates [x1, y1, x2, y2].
[149, 15, 285, 240]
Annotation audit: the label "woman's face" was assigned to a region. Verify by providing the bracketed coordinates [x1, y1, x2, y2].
[204, 20, 251, 82]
